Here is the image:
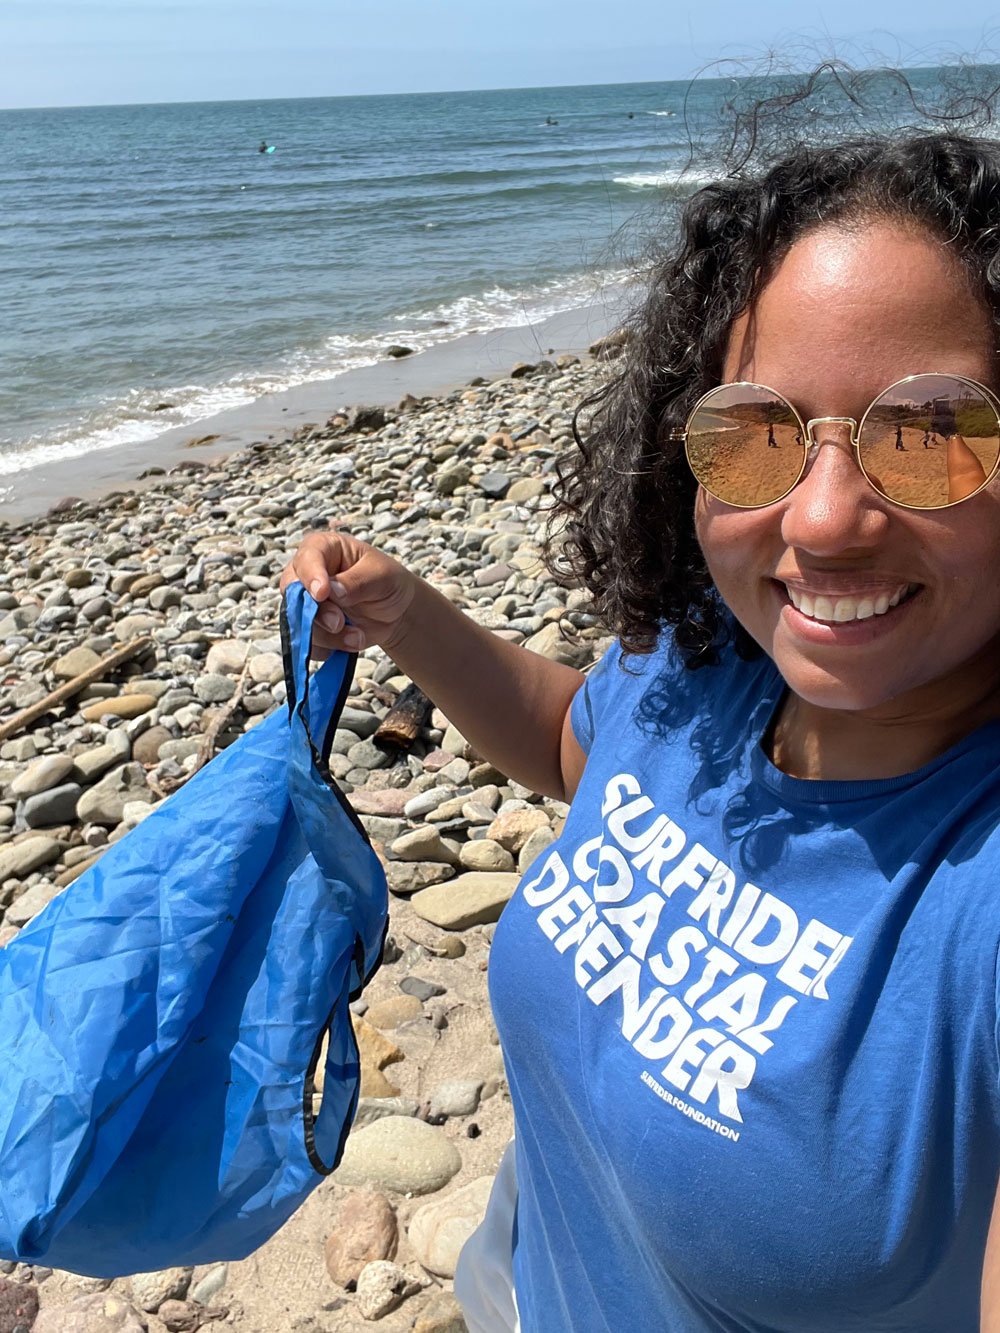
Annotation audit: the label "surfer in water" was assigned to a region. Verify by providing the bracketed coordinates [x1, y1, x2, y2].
[258, 140, 271, 153]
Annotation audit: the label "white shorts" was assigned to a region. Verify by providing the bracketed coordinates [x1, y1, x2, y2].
[453, 1138, 521, 1332]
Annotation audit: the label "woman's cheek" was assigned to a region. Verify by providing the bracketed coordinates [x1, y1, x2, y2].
[695, 501, 776, 637]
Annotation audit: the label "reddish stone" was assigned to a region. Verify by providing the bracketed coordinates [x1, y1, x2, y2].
[420, 749, 453, 772]
[324, 1190, 398, 1288]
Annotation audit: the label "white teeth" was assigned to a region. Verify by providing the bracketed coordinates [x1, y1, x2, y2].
[785, 584, 914, 624]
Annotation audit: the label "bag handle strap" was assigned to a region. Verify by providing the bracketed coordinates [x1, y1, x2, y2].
[280, 583, 353, 752]
[288, 582, 319, 706]
[282, 582, 388, 982]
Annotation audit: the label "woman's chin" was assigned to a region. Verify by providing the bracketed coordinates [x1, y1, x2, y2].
[771, 650, 908, 714]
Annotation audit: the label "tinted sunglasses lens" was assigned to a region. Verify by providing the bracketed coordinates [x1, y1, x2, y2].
[685, 385, 803, 506]
[858, 375, 1000, 507]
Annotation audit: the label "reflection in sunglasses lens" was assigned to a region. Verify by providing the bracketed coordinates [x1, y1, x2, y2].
[686, 385, 803, 506]
[858, 375, 1000, 507]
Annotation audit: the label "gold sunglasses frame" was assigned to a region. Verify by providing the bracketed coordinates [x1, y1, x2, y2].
[670, 373, 1000, 511]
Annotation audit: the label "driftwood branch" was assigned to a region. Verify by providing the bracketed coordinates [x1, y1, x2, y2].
[373, 683, 434, 751]
[147, 663, 250, 799]
[0, 636, 154, 744]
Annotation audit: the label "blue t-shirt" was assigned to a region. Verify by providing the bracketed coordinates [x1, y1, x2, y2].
[489, 632, 1000, 1332]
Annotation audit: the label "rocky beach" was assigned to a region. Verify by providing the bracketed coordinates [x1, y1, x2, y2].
[0, 348, 619, 1332]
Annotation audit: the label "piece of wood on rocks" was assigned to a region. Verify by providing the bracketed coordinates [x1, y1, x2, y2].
[0, 635, 153, 743]
[373, 683, 434, 751]
[148, 662, 249, 799]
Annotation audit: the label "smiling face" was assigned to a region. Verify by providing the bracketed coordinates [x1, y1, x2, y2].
[694, 220, 1000, 721]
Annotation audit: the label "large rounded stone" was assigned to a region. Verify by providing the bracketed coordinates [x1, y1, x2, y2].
[72, 730, 132, 782]
[76, 763, 153, 826]
[407, 1176, 495, 1277]
[0, 836, 61, 884]
[354, 1096, 420, 1130]
[193, 674, 235, 704]
[32, 1291, 148, 1332]
[350, 788, 412, 818]
[131, 725, 174, 766]
[390, 827, 457, 864]
[334, 1116, 461, 1195]
[128, 1268, 191, 1313]
[522, 620, 590, 667]
[364, 994, 424, 1029]
[385, 862, 455, 897]
[403, 788, 457, 820]
[10, 753, 76, 797]
[127, 573, 165, 598]
[205, 640, 249, 676]
[149, 586, 183, 612]
[247, 652, 283, 686]
[410, 873, 518, 931]
[434, 463, 472, 497]
[518, 825, 557, 873]
[63, 567, 96, 589]
[324, 1189, 398, 1287]
[427, 1078, 484, 1120]
[485, 808, 550, 853]
[23, 782, 83, 828]
[114, 614, 160, 642]
[80, 694, 156, 723]
[459, 838, 515, 872]
[188, 1264, 228, 1307]
[54, 645, 102, 679]
[506, 477, 546, 504]
[5, 877, 62, 927]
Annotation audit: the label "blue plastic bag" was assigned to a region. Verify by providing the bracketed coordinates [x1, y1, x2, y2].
[0, 582, 388, 1276]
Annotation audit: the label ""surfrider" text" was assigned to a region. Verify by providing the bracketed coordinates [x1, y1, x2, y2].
[520, 772, 854, 1130]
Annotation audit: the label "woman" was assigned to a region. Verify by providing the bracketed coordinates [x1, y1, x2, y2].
[283, 128, 1000, 1329]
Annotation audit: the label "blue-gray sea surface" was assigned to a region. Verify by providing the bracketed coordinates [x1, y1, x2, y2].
[0, 69, 956, 500]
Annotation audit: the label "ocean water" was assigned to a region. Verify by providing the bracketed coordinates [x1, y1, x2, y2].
[0, 69, 963, 501]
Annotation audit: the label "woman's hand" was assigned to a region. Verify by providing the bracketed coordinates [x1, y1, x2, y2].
[279, 529, 418, 660]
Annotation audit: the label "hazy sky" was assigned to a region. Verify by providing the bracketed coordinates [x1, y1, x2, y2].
[1, 0, 999, 109]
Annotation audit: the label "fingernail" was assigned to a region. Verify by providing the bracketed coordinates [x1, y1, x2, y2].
[309, 579, 323, 598]
[344, 629, 363, 650]
[330, 579, 347, 599]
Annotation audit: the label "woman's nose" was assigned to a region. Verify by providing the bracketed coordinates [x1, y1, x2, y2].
[779, 424, 889, 553]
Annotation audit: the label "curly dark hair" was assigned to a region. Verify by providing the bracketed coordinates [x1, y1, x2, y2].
[541, 62, 1000, 667]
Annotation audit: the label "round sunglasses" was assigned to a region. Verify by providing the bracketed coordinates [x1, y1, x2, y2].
[672, 373, 1000, 510]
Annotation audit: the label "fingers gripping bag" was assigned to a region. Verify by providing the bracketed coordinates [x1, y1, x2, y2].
[0, 582, 388, 1276]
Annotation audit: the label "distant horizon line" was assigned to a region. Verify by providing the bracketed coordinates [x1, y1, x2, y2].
[0, 62, 952, 114]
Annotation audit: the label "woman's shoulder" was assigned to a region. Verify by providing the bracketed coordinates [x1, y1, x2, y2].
[573, 620, 780, 752]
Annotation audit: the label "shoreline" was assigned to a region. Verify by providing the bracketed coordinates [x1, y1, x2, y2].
[2, 286, 634, 528]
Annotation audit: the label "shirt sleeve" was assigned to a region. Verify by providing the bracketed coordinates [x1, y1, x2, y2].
[570, 641, 621, 754]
